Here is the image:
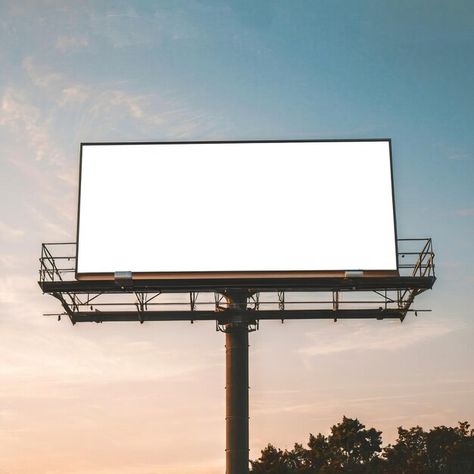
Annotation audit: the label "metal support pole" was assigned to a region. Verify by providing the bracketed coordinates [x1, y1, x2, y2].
[224, 291, 250, 474]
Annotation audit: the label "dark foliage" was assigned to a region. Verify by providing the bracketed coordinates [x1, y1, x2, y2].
[251, 417, 474, 473]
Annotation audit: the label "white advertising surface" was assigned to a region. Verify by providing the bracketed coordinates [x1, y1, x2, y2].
[76, 141, 397, 275]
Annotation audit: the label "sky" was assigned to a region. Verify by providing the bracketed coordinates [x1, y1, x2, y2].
[0, 1, 473, 473]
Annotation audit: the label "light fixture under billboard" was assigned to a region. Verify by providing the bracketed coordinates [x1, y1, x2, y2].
[76, 140, 398, 279]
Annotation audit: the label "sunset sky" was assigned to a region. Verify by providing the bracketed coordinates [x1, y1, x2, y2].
[1, 2, 473, 473]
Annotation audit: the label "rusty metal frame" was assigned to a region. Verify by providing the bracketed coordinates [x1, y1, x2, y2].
[39, 239, 435, 326]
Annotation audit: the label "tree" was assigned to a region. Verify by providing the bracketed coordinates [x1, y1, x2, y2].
[326, 416, 383, 473]
[251, 418, 473, 473]
[306, 433, 330, 472]
[383, 426, 429, 473]
[285, 443, 312, 473]
[251, 444, 292, 474]
[251, 416, 383, 473]
[383, 421, 474, 473]
[426, 421, 474, 473]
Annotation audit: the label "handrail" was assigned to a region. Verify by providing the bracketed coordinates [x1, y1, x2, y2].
[39, 239, 435, 283]
[39, 243, 76, 283]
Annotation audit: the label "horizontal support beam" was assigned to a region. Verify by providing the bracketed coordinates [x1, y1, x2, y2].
[68, 309, 404, 323]
[39, 276, 435, 294]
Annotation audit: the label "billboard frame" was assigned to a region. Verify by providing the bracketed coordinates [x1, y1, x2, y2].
[75, 138, 399, 280]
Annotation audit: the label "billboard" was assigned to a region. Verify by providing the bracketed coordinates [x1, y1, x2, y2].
[76, 140, 397, 279]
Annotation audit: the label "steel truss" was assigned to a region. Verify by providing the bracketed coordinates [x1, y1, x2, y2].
[39, 239, 435, 326]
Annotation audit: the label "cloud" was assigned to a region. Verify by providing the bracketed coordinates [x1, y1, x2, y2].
[456, 208, 474, 216]
[0, 274, 42, 311]
[20, 57, 217, 139]
[298, 320, 454, 358]
[447, 152, 470, 161]
[0, 88, 64, 163]
[88, 5, 200, 49]
[22, 57, 90, 107]
[22, 56, 63, 89]
[0, 254, 27, 269]
[56, 35, 89, 53]
[0, 221, 24, 241]
[73, 85, 219, 140]
[59, 85, 90, 105]
[23, 57, 90, 107]
[0, 306, 222, 390]
[87, 90, 150, 121]
[24, 203, 74, 237]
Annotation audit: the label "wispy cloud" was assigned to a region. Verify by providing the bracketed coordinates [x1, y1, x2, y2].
[24, 202, 74, 237]
[59, 85, 90, 105]
[0, 270, 50, 325]
[86, 89, 153, 121]
[20, 57, 218, 139]
[456, 208, 474, 216]
[0, 254, 27, 270]
[88, 5, 201, 49]
[23, 56, 90, 106]
[0, 87, 64, 164]
[23, 56, 63, 89]
[0, 332, 217, 385]
[0, 221, 24, 241]
[56, 35, 89, 53]
[447, 152, 471, 161]
[298, 320, 454, 358]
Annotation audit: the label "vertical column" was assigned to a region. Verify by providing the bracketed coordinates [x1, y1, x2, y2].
[225, 291, 250, 474]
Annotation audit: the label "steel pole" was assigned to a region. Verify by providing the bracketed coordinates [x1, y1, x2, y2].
[225, 292, 250, 474]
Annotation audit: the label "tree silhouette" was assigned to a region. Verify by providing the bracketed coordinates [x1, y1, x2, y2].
[384, 421, 474, 473]
[328, 416, 382, 472]
[251, 443, 292, 474]
[251, 418, 474, 473]
[306, 433, 330, 472]
[383, 426, 428, 473]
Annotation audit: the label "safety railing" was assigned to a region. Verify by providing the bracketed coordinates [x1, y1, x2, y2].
[397, 238, 435, 278]
[39, 239, 435, 284]
[39, 242, 76, 283]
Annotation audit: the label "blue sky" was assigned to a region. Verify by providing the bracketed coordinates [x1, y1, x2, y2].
[0, 2, 473, 473]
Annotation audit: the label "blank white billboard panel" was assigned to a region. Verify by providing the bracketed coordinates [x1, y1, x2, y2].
[76, 141, 397, 276]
